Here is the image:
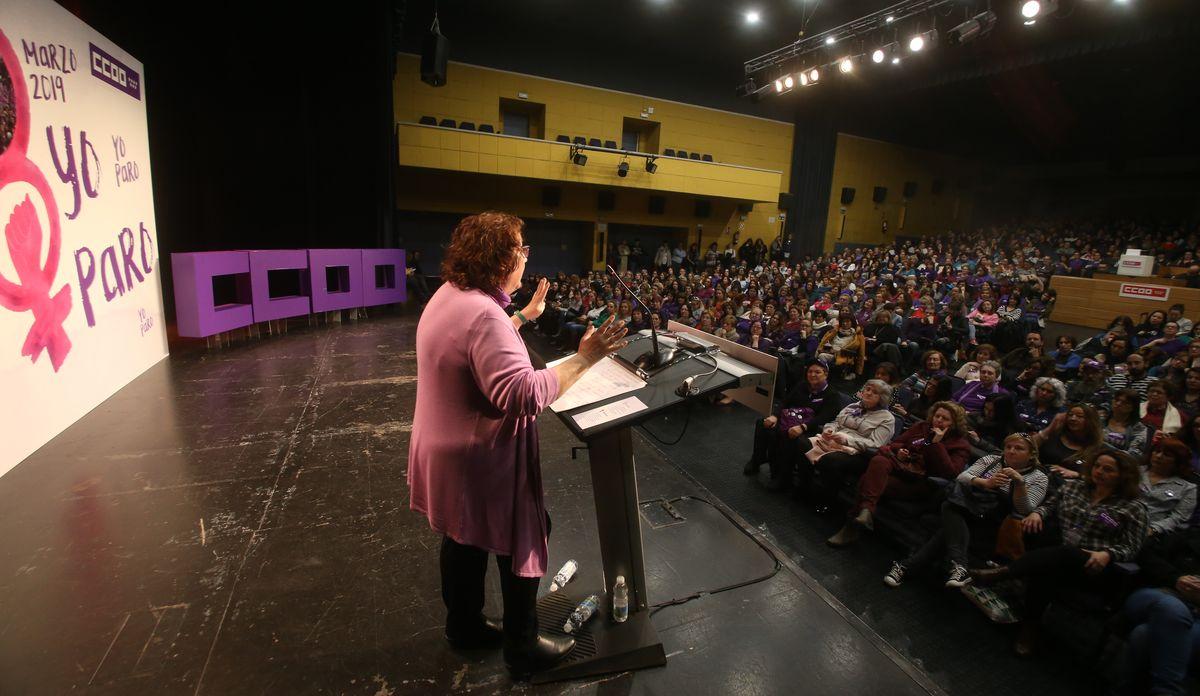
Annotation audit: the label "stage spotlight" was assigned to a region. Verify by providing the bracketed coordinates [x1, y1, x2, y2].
[617, 160, 630, 177]
[784, 75, 794, 89]
[809, 68, 820, 83]
[948, 10, 997, 45]
[839, 57, 853, 73]
[571, 150, 587, 166]
[744, 9, 761, 24]
[799, 71, 809, 86]
[825, 36, 836, 45]
[885, 15, 895, 23]
[645, 156, 658, 174]
[892, 56, 901, 65]
[774, 78, 784, 93]
[1021, 0, 1058, 19]
[908, 30, 937, 52]
[872, 49, 885, 63]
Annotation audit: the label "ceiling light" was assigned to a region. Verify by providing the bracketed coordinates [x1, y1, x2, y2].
[745, 9, 761, 24]
[885, 15, 895, 23]
[892, 56, 901, 65]
[839, 57, 853, 73]
[774, 78, 784, 93]
[799, 71, 809, 86]
[872, 49, 885, 64]
[1024, 19, 1036, 25]
[1021, 0, 1058, 19]
[909, 35, 925, 51]
[809, 68, 820, 83]
[908, 29, 937, 52]
[948, 10, 997, 45]
[825, 36, 836, 45]
[617, 160, 629, 177]
[783, 75, 794, 89]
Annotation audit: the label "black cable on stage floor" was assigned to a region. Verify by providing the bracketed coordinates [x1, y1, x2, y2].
[636, 494, 782, 616]
[637, 405, 693, 446]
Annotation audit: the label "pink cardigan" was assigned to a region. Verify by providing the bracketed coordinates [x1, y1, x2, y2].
[408, 283, 560, 577]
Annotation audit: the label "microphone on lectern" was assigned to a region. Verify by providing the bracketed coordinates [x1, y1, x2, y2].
[606, 265, 675, 369]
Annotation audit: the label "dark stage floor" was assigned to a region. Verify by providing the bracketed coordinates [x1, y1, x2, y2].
[0, 313, 1082, 695]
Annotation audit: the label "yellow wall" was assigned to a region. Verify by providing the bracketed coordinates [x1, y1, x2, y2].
[393, 54, 794, 259]
[823, 134, 977, 252]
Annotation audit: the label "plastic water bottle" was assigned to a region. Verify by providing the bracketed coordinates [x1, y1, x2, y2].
[563, 594, 599, 633]
[549, 559, 577, 592]
[611, 576, 629, 623]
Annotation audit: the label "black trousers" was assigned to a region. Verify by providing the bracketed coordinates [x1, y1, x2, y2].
[812, 451, 871, 501]
[749, 422, 806, 484]
[440, 514, 551, 648]
[1006, 544, 1122, 623]
[903, 501, 993, 571]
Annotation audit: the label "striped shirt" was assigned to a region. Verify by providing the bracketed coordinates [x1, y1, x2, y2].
[956, 455, 1049, 516]
[1105, 372, 1155, 399]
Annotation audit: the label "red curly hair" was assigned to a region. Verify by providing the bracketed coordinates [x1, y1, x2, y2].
[440, 212, 524, 292]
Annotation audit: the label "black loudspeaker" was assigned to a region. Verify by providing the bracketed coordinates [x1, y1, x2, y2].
[840, 187, 856, 205]
[777, 192, 793, 211]
[931, 179, 944, 194]
[736, 202, 754, 214]
[694, 199, 711, 218]
[872, 186, 887, 203]
[597, 190, 615, 211]
[541, 186, 561, 208]
[903, 181, 918, 198]
[421, 30, 449, 87]
[648, 195, 666, 215]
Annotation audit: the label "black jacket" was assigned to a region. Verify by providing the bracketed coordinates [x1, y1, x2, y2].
[774, 382, 851, 428]
[1138, 526, 1200, 588]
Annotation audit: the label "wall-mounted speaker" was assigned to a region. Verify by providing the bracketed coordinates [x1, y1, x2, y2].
[777, 192, 793, 211]
[420, 30, 449, 87]
[541, 186, 561, 208]
[694, 199, 712, 218]
[903, 181, 918, 198]
[736, 202, 754, 214]
[597, 190, 615, 211]
[648, 195, 666, 215]
[872, 186, 887, 203]
[840, 187, 856, 205]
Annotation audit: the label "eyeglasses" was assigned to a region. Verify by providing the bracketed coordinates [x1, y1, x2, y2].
[517, 245, 531, 260]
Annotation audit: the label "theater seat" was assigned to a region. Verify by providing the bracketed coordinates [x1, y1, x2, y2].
[689, 152, 701, 160]
[438, 118, 457, 129]
[676, 150, 689, 159]
[663, 148, 676, 157]
[458, 122, 476, 131]
[478, 124, 495, 133]
[573, 136, 587, 145]
[702, 154, 713, 162]
[604, 140, 617, 150]
[588, 138, 602, 147]
[418, 115, 437, 126]
[556, 135, 570, 143]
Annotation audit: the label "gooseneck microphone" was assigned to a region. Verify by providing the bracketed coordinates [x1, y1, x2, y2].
[606, 265, 675, 370]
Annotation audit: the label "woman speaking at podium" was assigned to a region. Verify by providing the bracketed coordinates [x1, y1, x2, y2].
[408, 212, 628, 678]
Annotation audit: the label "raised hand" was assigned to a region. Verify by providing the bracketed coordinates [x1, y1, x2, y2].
[522, 278, 550, 321]
[578, 315, 628, 365]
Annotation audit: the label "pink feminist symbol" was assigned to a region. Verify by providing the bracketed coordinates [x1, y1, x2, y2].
[0, 196, 72, 371]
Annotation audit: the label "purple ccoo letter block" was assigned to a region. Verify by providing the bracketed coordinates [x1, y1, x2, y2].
[309, 249, 364, 312]
[361, 249, 407, 307]
[171, 251, 254, 338]
[249, 250, 311, 322]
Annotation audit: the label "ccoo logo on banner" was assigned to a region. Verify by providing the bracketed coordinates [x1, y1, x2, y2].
[1118, 283, 1170, 301]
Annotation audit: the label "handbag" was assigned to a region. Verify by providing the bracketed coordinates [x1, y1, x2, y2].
[945, 458, 1007, 518]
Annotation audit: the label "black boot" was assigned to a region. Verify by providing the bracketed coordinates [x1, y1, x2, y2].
[743, 458, 762, 476]
[504, 632, 576, 680]
[445, 615, 504, 650]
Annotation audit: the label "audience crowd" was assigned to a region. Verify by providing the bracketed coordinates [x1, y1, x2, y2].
[504, 220, 1200, 694]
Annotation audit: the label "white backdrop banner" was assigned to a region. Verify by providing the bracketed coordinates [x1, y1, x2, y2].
[0, 0, 167, 475]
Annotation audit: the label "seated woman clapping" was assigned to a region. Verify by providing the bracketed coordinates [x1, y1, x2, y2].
[972, 448, 1149, 657]
[794, 380, 897, 494]
[884, 433, 1049, 589]
[824, 401, 973, 548]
